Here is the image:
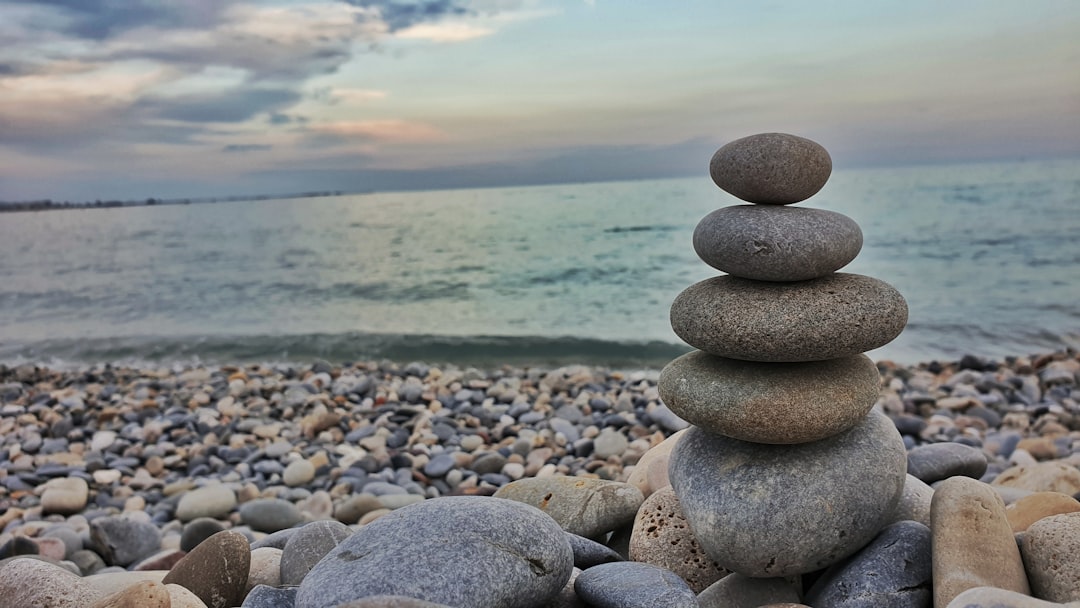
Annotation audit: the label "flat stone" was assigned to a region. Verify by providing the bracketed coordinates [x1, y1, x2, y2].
[669, 273, 908, 362]
[709, 132, 832, 204]
[573, 561, 698, 607]
[239, 498, 304, 533]
[626, 430, 684, 498]
[698, 574, 801, 608]
[493, 477, 644, 538]
[241, 585, 298, 608]
[658, 351, 879, 444]
[0, 557, 101, 608]
[804, 520, 932, 607]
[175, 485, 237, 522]
[180, 517, 227, 552]
[90, 515, 161, 567]
[1007, 492, 1080, 532]
[162, 531, 250, 608]
[295, 496, 573, 608]
[1022, 512, 1080, 601]
[906, 442, 988, 483]
[566, 532, 623, 569]
[245, 547, 282, 593]
[945, 587, 1071, 608]
[889, 474, 934, 526]
[931, 476, 1030, 607]
[693, 204, 861, 281]
[992, 462, 1080, 494]
[89, 580, 171, 608]
[280, 520, 353, 586]
[40, 477, 89, 515]
[668, 410, 906, 577]
[628, 486, 729, 593]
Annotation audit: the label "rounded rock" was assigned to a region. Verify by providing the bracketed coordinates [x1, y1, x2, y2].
[283, 459, 316, 487]
[245, 547, 282, 592]
[1006, 492, 1080, 532]
[0, 558, 101, 608]
[698, 574, 802, 608]
[670, 273, 908, 362]
[693, 205, 861, 281]
[945, 587, 1070, 608]
[709, 132, 832, 204]
[493, 477, 644, 539]
[162, 530, 250, 608]
[180, 518, 227, 552]
[175, 485, 237, 522]
[280, 520, 353, 586]
[889, 474, 934, 527]
[239, 498, 304, 533]
[992, 462, 1080, 495]
[295, 496, 573, 608]
[573, 561, 697, 608]
[906, 442, 988, 484]
[658, 351, 879, 444]
[668, 410, 907, 577]
[89, 516, 162, 567]
[1021, 512, 1080, 601]
[40, 477, 89, 516]
[626, 429, 685, 498]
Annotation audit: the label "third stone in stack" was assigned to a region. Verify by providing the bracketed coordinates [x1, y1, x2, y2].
[661, 133, 910, 578]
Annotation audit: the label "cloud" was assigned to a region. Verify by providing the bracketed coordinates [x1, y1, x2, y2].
[394, 21, 494, 42]
[4, 0, 232, 40]
[340, 0, 471, 31]
[307, 120, 446, 144]
[135, 88, 302, 123]
[222, 143, 272, 153]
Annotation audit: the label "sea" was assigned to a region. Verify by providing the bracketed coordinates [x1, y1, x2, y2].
[1, 158, 1078, 369]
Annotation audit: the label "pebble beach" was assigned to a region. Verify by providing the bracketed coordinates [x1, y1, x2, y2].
[0, 350, 1079, 607]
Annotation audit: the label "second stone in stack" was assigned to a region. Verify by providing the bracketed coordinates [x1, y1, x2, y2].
[661, 133, 909, 578]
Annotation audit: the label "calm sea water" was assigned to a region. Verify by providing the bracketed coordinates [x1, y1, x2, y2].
[1, 158, 1078, 368]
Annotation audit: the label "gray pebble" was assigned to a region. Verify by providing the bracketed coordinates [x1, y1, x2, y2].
[574, 561, 698, 607]
[907, 442, 988, 484]
[239, 498, 304, 533]
[281, 520, 353, 586]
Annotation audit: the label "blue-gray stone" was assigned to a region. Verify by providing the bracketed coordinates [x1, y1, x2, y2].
[805, 520, 932, 608]
[295, 496, 573, 608]
[566, 532, 623, 569]
[242, 584, 298, 608]
[669, 410, 907, 577]
[89, 515, 161, 567]
[697, 574, 801, 608]
[280, 520, 353, 586]
[906, 442, 987, 484]
[423, 453, 456, 478]
[181, 517, 227, 552]
[574, 562, 698, 607]
[335, 596, 453, 607]
[250, 527, 300, 550]
[239, 498, 304, 533]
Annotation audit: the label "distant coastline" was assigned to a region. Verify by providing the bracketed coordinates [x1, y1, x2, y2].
[0, 189, 356, 213]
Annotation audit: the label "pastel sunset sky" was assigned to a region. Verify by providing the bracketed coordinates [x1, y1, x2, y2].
[1, 0, 1078, 201]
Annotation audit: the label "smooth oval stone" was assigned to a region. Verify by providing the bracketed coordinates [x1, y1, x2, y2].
[239, 498, 303, 533]
[626, 429, 685, 498]
[280, 520, 352, 586]
[180, 517, 227, 552]
[670, 273, 908, 362]
[89, 580, 171, 608]
[241, 585, 298, 608]
[566, 533, 623, 570]
[804, 520, 932, 607]
[89, 516, 161, 567]
[176, 485, 237, 522]
[889, 474, 934, 527]
[295, 496, 573, 608]
[709, 133, 832, 204]
[658, 351, 879, 444]
[931, 477, 1030, 607]
[945, 587, 1069, 608]
[906, 442, 988, 483]
[698, 574, 801, 608]
[573, 562, 698, 608]
[693, 205, 862, 281]
[1006, 492, 1080, 532]
[246, 547, 282, 592]
[628, 487, 728, 593]
[40, 477, 90, 516]
[0, 557, 101, 608]
[668, 410, 906, 577]
[992, 462, 1080, 494]
[1021, 512, 1080, 601]
[493, 477, 644, 539]
[162, 530, 250, 608]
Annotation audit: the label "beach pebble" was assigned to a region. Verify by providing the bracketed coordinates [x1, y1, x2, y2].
[239, 498, 304, 533]
[658, 351, 879, 444]
[593, 429, 629, 459]
[295, 496, 573, 608]
[494, 477, 644, 538]
[241, 584, 298, 608]
[931, 476, 1030, 606]
[89, 580, 171, 608]
[181, 517, 227, 552]
[573, 561, 698, 608]
[709, 132, 832, 204]
[566, 532, 624, 569]
[945, 587, 1070, 608]
[992, 462, 1080, 494]
[804, 520, 932, 607]
[889, 474, 934, 526]
[333, 596, 453, 607]
[245, 547, 282, 592]
[1006, 492, 1080, 532]
[334, 493, 383, 525]
[628, 486, 728, 593]
[40, 477, 89, 515]
[90, 515, 162, 567]
[0, 558, 101, 608]
[669, 410, 906, 577]
[626, 429, 684, 497]
[1021, 512, 1080, 601]
[670, 273, 907, 362]
[697, 574, 801, 608]
[284, 459, 316, 486]
[162, 530, 250, 608]
[175, 484, 237, 522]
[906, 442, 987, 483]
[693, 204, 861, 281]
[280, 520, 353, 586]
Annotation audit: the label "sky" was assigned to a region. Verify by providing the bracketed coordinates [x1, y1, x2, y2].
[0, 0, 1078, 201]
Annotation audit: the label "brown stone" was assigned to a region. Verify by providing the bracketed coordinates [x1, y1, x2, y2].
[1021, 512, 1080, 601]
[931, 477, 1029, 606]
[89, 580, 171, 608]
[1017, 437, 1060, 460]
[709, 133, 832, 204]
[625, 429, 684, 498]
[945, 587, 1068, 608]
[698, 574, 801, 608]
[162, 531, 249, 608]
[628, 487, 729, 593]
[993, 462, 1080, 494]
[1006, 492, 1080, 532]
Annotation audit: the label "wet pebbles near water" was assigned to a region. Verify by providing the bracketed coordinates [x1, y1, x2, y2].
[0, 350, 1075, 606]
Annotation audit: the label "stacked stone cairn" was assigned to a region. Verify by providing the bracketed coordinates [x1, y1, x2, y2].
[662, 132, 911, 577]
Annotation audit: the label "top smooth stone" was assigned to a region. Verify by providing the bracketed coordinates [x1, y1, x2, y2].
[710, 133, 832, 204]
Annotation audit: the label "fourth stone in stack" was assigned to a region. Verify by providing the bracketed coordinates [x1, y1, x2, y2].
[661, 133, 910, 577]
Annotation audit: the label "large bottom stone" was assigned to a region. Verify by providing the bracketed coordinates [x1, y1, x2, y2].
[668, 410, 906, 577]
